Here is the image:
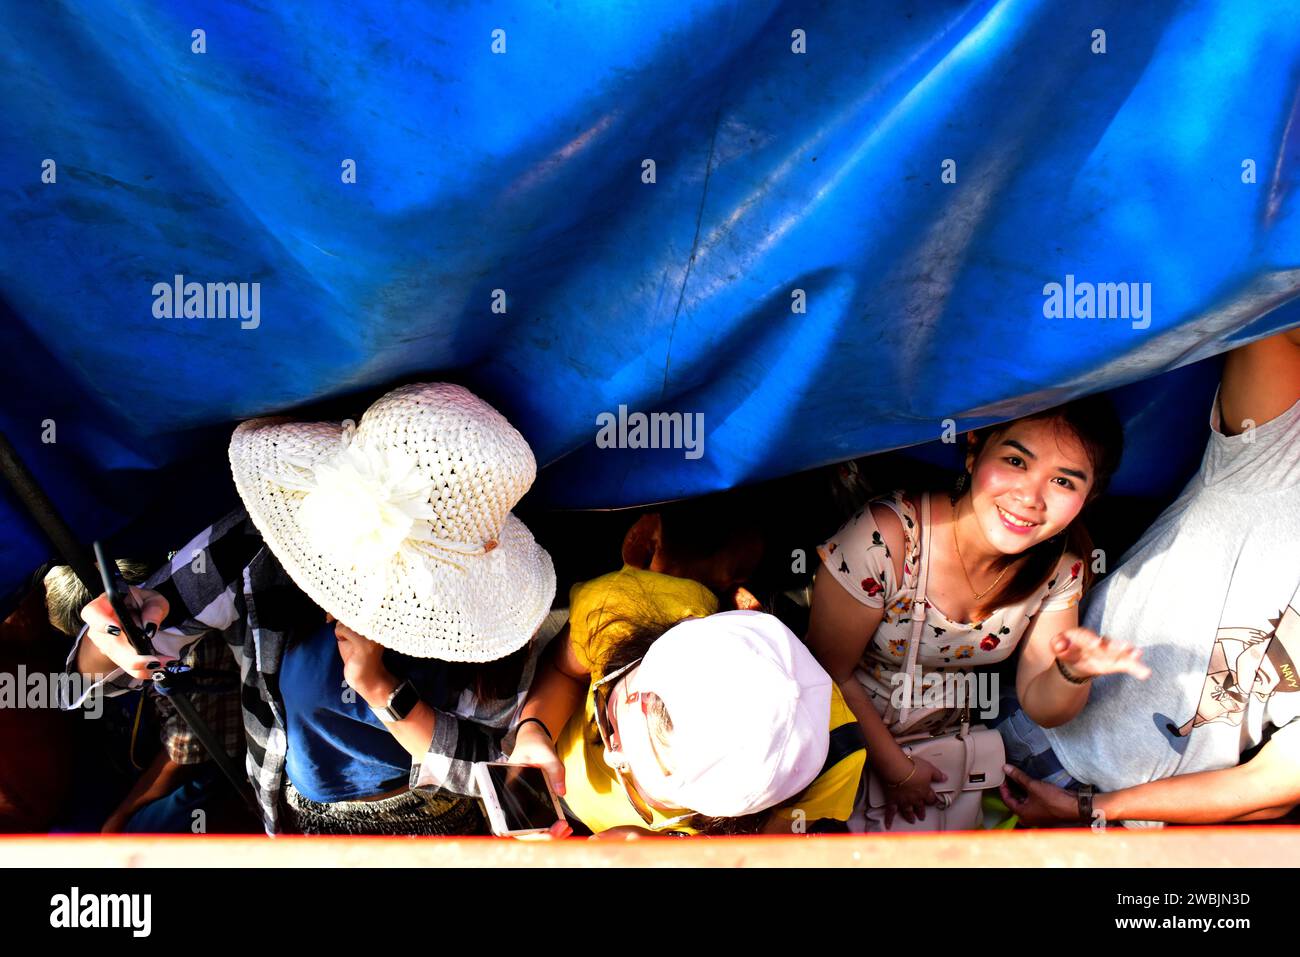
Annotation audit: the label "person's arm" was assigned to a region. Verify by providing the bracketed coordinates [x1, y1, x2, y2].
[335, 622, 559, 797]
[1218, 328, 1300, 436]
[805, 516, 948, 826]
[101, 751, 195, 833]
[1015, 610, 1150, 729]
[1001, 732, 1300, 826]
[1096, 746, 1300, 824]
[805, 569, 921, 788]
[513, 624, 588, 744]
[504, 626, 589, 796]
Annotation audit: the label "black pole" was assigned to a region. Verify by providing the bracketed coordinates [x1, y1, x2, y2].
[0, 430, 99, 595]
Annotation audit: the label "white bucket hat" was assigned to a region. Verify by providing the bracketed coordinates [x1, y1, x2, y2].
[228, 382, 556, 661]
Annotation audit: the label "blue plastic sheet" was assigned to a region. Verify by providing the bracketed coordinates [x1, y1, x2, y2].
[2, 1, 1299, 597]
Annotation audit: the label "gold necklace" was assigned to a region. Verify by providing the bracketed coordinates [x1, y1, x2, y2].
[951, 498, 1010, 602]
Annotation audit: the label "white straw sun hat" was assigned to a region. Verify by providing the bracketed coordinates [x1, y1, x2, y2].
[228, 382, 556, 661]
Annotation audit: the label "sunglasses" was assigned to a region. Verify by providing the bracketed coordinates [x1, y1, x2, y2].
[591, 659, 690, 830]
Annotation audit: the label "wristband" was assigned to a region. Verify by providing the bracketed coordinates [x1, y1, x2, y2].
[515, 716, 552, 741]
[1055, 656, 1091, 685]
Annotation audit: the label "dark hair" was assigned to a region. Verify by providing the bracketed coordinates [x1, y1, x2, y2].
[960, 394, 1124, 618]
[448, 641, 532, 702]
[594, 611, 767, 836]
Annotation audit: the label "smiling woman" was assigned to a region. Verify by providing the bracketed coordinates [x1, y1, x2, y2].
[805, 395, 1150, 832]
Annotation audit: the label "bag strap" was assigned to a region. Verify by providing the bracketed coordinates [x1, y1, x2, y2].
[896, 492, 975, 737]
[895, 493, 932, 729]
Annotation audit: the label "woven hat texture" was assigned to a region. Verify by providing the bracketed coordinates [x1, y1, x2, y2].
[228, 382, 555, 661]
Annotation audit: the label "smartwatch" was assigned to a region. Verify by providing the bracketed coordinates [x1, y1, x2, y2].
[1077, 784, 1096, 824]
[371, 679, 420, 723]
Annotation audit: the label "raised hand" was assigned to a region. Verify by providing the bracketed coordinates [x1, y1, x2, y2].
[1052, 626, 1150, 681]
[507, 721, 567, 798]
[332, 617, 394, 704]
[80, 586, 173, 680]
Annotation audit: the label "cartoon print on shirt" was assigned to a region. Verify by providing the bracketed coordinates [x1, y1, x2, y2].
[1166, 604, 1299, 740]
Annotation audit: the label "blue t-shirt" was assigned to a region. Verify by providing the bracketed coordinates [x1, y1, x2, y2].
[280, 620, 448, 803]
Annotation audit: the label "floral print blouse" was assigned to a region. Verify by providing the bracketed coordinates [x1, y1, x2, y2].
[817, 490, 1083, 726]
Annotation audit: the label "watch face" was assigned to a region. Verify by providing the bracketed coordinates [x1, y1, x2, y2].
[388, 680, 420, 721]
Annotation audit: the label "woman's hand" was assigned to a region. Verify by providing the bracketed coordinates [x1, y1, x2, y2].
[333, 619, 395, 705]
[512, 819, 574, 841]
[1052, 627, 1150, 681]
[507, 722, 566, 797]
[80, 586, 175, 680]
[884, 755, 948, 827]
[999, 765, 1082, 826]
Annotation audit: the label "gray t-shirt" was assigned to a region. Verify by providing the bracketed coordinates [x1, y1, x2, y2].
[1045, 394, 1300, 820]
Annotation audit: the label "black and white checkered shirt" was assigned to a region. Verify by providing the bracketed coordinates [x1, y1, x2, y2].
[65, 507, 539, 834]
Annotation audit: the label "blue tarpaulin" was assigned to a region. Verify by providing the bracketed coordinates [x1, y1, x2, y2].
[2, 1, 1299, 597]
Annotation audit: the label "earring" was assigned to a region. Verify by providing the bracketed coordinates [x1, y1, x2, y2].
[951, 471, 969, 503]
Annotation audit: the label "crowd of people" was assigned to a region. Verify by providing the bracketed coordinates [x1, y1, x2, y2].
[1, 329, 1296, 838]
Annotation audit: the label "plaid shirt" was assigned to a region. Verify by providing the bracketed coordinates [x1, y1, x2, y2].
[153, 632, 245, 766]
[65, 507, 540, 834]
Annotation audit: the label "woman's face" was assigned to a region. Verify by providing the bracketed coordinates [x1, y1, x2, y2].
[600, 667, 682, 812]
[963, 417, 1094, 556]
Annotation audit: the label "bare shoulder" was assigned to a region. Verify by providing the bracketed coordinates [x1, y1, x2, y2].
[867, 500, 907, 583]
[1220, 330, 1300, 435]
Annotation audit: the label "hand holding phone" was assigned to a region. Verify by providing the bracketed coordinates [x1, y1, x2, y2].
[473, 761, 569, 838]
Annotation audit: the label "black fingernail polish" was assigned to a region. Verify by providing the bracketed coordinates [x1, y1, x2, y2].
[144, 622, 157, 639]
[106, 624, 122, 636]
[147, 660, 161, 669]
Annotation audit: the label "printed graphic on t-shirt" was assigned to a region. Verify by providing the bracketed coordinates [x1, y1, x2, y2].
[1161, 604, 1300, 748]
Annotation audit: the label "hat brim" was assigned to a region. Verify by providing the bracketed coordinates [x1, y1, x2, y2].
[229, 416, 556, 661]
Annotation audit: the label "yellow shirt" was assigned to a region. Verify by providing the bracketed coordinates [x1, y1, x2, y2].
[555, 566, 866, 834]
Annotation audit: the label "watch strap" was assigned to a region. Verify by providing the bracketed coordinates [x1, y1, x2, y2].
[371, 679, 419, 723]
[1077, 784, 1096, 823]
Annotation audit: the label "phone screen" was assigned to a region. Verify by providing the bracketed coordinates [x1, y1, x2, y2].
[483, 764, 559, 832]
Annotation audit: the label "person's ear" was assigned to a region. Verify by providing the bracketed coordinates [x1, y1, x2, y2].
[963, 434, 978, 475]
[621, 514, 663, 569]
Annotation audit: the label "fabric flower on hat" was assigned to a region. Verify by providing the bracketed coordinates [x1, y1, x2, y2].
[296, 440, 436, 571]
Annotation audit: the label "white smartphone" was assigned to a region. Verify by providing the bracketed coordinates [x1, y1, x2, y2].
[472, 761, 566, 837]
